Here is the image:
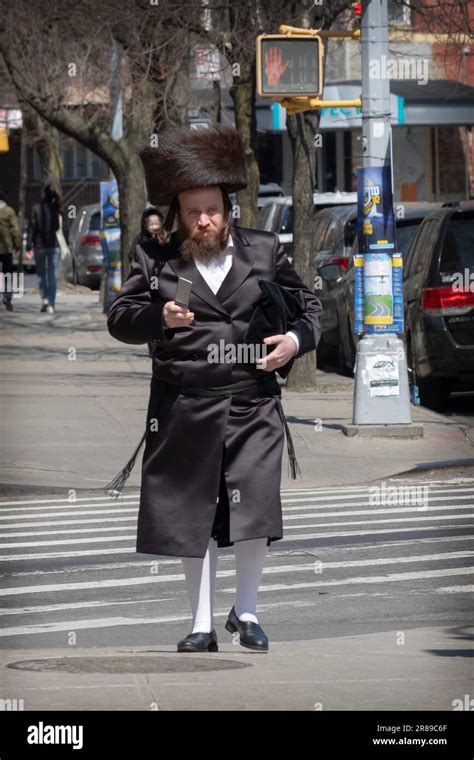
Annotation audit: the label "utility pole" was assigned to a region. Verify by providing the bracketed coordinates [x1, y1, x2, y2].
[343, 0, 423, 438]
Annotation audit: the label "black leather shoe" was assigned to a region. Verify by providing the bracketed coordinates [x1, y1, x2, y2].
[177, 629, 218, 652]
[225, 606, 269, 651]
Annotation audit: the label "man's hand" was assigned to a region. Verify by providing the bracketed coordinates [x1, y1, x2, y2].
[256, 334, 297, 373]
[162, 301, 195, 328]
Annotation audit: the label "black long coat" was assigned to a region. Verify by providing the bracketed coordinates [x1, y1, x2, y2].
[107, 225, 322, 558]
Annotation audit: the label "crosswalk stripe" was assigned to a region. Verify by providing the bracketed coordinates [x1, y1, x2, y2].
[1, 523, 473, 561]
[1, 503, 472, 537]
[2, 484, 471, 508]
[1, 550, 471, 599]
[0, 486, 473, 512]
[1, 512, 473, 549]
[0, 567, 472, 637]
[3, 535, 471, 580]
[1, 494, 473, 523]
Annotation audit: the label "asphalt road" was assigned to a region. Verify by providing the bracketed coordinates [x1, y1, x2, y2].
[1, 473, 472, 651]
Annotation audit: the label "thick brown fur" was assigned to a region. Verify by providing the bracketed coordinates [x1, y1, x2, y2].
[138, 125, 248, 206]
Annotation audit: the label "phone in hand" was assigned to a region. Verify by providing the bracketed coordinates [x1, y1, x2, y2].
[174, 277, 192, 308]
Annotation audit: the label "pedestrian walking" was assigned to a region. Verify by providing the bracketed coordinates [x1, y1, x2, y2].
[107, 125, 322, 653]
[0, 187, 20, 312]
[27, 184, 65, 314]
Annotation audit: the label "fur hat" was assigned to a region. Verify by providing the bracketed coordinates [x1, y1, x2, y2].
[139, 125, 248, 206]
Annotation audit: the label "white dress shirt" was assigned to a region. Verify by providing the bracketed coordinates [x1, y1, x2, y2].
[195, 234, 300, 353]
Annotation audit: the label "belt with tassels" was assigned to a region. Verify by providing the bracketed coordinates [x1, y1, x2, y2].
[104, 373, 301, 498]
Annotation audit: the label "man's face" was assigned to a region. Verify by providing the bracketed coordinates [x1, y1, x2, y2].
[177, 186, 227, 262]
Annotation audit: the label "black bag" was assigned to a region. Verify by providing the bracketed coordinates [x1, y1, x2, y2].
[243, 279, 306, 379]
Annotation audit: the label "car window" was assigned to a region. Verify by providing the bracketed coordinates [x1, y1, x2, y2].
[344, 219, 357, 248]
[257, 204, 272, 230]
[322, 219, 339, 249]
[89, 212, 101, 231]
[312, 218, 330, 252]
[438, 217, 474, 284]
[395, 220, 421, 260]
[279, 205, 293, 235]
[404, 220, 438, 278]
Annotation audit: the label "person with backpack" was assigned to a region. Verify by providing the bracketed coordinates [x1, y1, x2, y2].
[27, 184, 64, 314]
[0, 187, 20, 312]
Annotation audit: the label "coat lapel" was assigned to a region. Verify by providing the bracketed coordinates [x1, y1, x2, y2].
[214, 228, 258, 304]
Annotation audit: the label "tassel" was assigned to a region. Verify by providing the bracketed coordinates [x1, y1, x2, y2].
[104, 428, 148, 498]
[274, 396, 302, 480]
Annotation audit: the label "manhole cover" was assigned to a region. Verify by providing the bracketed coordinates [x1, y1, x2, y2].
[7, 656, 251, 674]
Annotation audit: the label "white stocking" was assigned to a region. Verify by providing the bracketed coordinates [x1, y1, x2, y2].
[234, 537, 268, 623]
[180, 536, 218, 633]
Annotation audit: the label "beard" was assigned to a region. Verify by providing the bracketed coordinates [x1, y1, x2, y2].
[178, 221, 228, 263]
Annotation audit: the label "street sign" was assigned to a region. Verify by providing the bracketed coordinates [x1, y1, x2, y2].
[256, 34, 324, 98]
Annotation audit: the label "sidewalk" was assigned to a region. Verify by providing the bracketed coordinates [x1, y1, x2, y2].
[1, 625, 471, 710]
[0, 288, 473, 491]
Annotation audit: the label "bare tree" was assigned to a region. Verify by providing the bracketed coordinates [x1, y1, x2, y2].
[0, 0, 192, 279]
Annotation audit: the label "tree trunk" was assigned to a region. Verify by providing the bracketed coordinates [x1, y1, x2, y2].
[115, 149, 147, 281]
[34, 116, 63, 194]
[230, 65, 259, 228]
[286, 110, 320, 390]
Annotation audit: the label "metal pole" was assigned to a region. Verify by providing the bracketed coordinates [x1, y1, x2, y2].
[350, 0, 415, 429]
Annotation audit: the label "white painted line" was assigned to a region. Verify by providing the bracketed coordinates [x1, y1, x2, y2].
[2, 511, 473, 548]
[2, 503, 472, 538]
[0, 485, 472, 510]
[1, 551, 472, 598]
[1, 567, 472, 637]
[1, 523, 473, 561]
[1, 493, 472, 523]
[5, 534, 473, 579]
[285, 514, 474, 530]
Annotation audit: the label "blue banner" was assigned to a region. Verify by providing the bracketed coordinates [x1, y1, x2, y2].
[354, 166, 404, 335]
[100, 180, 121, 310]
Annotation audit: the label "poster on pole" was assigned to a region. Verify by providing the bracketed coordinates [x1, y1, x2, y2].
[354, 166, 404, 335]
[100, 180, 121, 312]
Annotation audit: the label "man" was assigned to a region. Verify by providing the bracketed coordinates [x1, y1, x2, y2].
[0, 188, 20, 311]
[107, 124, 322, 653]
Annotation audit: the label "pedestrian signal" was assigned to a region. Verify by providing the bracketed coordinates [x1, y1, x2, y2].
[256, 34, 324, 99]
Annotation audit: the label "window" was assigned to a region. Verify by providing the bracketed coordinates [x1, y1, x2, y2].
[388, 0, 411, 26]
[405, 220, 438, 278]
[438, 217, 474, 284]
[279, 205, 293, 235]
[62, 142, 101, 180]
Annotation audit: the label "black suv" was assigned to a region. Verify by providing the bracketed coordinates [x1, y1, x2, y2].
[403, 202, 474, 407]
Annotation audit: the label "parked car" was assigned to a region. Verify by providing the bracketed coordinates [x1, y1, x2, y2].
[402, 201, 474, 407]
[258, 183, 284, 208]
[318, 202, 439, 376]
[65, 203, 103, 289]
[312, 205, 357, 365]
[256, 191, 357, 259]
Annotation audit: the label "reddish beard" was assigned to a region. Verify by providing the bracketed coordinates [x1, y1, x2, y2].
[178, 221, 228, 262]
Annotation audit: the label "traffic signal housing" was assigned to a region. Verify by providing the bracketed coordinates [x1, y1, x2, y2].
[256, 34, 324, 99]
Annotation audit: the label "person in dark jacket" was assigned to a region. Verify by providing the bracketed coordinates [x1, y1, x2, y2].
[27, 184, 65, 313]
[129, 207, 163, 355]
[0, 187, 20, 311]
[128, 206, 163, 263]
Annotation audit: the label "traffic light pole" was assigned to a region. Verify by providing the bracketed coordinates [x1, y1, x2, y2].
[345, 0, 422, 437]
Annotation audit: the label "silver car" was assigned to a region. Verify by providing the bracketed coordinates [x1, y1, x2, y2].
[65, 203, 103, 289]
